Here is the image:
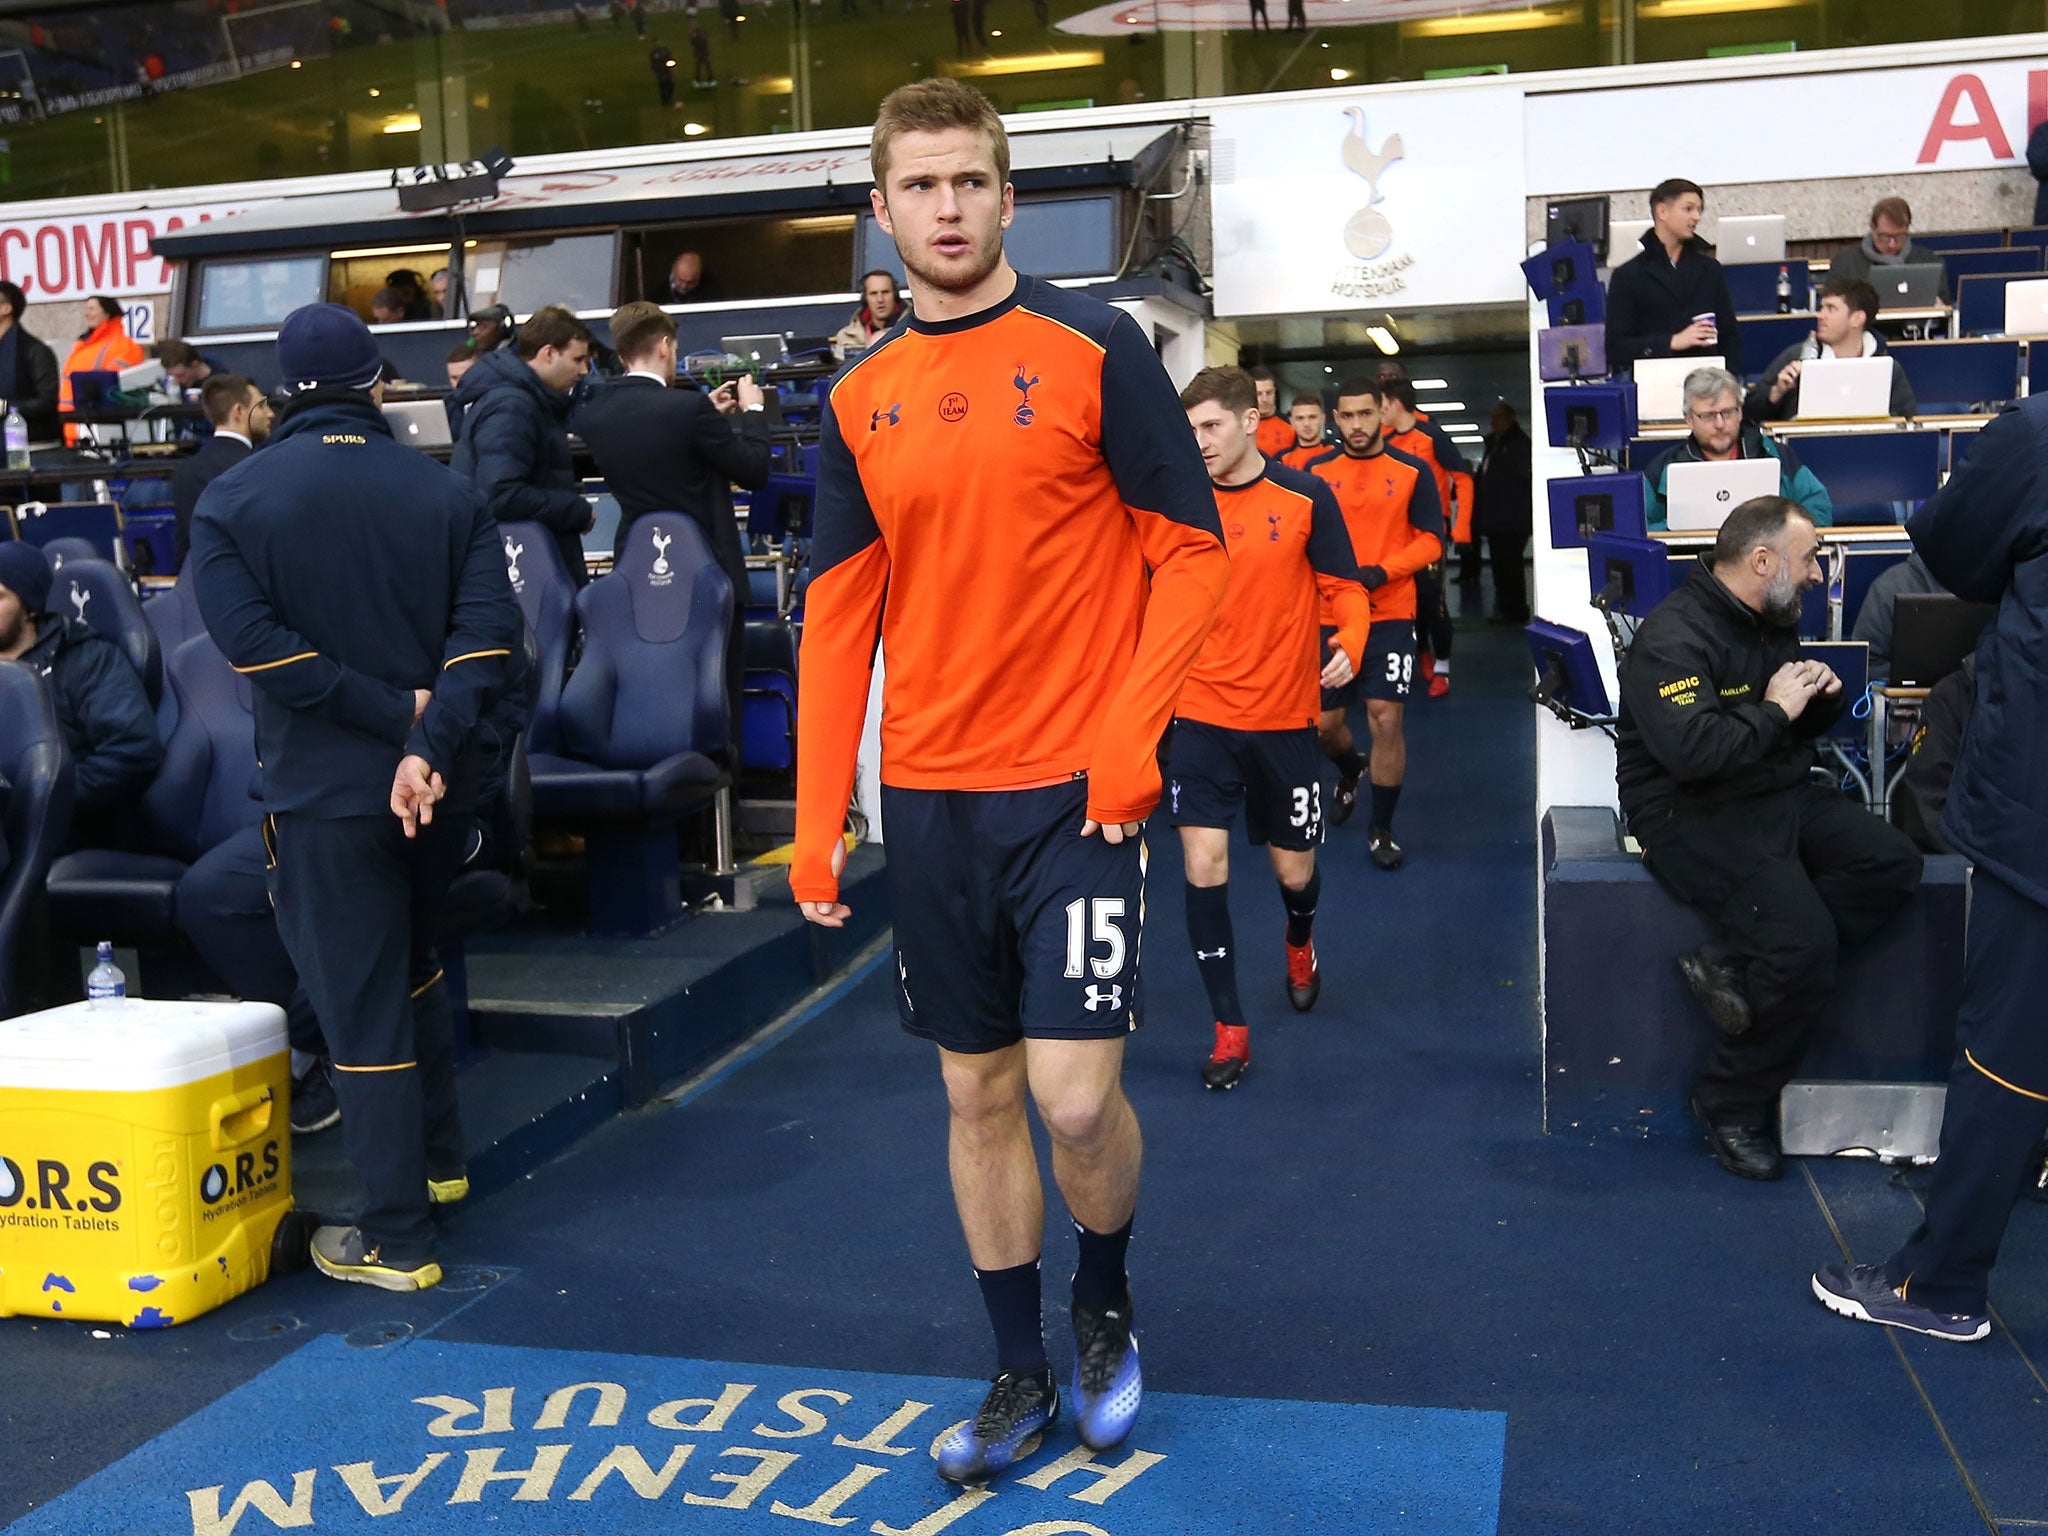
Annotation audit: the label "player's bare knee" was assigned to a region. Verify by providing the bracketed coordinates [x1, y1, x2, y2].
[1365, 700, 1402, 737]
[940, 1047, 1028, 1129]
[1035, 1078, 1123, 1153]
[1183, 843, 1229, 886]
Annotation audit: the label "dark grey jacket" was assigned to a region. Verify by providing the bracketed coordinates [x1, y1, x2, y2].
[448, 348, 591, 586]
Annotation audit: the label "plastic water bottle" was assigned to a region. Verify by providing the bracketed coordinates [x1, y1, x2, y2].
[85, 942, 126, 1008]
[1775, 265, 1793, 314]
[2, 400, 26, 470]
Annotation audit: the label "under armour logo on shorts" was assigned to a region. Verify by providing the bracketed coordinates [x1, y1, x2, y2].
[1083, 984, 1124, 1012]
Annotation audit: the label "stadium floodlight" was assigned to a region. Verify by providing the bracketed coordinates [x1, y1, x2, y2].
[392, 147, 515, 213]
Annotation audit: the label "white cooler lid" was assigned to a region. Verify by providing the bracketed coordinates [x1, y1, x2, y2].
[0, 999, 287, 1092]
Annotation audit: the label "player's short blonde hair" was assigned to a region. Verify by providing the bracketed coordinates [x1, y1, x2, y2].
[871, 78, 1010, 190]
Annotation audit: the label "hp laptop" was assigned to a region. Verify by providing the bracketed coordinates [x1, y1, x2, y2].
[1634, 355, 1724, 422]
[1796, 356, 1896, 420]
[1664, 456, 1781, 532]
[1713, 214, 1787, 264]
[1890, 594, 1996, 687]
[381, 399, 452, 450]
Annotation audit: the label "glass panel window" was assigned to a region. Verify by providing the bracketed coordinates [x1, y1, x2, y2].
[465, 232, 619, 317]
[195, 255, 327, 332]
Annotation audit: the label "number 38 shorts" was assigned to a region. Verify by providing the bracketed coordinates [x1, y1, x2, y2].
[881, 778, 1145, 1054]
[1164, 719, 1326, 850]
[1320, 620, 1417, 708]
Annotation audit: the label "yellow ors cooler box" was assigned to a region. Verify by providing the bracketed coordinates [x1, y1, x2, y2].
[0, 997, 296, 1329]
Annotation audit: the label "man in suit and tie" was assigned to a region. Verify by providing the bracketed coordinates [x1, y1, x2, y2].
[575, 300, 772, 745]
[172, 373, 272, 571]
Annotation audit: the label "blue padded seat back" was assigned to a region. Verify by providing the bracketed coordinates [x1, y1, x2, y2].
[141, 632, 258, 862]
[43, 536, 104, 571]
[16, 503, 121, 562]
[47, 556, 161, 710]
[559, 512, 731, 769]
[497, 519, 575, 754]
[0, 660, 75, 1018]
[144, 576, 202, 658]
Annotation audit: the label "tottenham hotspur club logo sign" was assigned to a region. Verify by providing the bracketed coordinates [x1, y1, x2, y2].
[648, 528, 675, 588]
[1331, 106, 1415, 301]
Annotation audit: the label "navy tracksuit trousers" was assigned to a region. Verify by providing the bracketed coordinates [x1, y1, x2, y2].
[175, 824, 324, 1059]
[1887, 871, 2048, 1314]
[266, 811, 468, 1261]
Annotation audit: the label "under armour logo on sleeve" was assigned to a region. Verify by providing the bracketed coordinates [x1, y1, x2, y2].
[1083, 984, 1124, 1012]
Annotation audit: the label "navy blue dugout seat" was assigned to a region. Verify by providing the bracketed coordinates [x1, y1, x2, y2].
[528, 512, 733, 938]
[1732, 315, 1815, 382]
[1909, 230, 2006, 252]
[143, 576, 203, 658]
[1887, 339, 2020, 414]
[15, 502, 122, 563]
[45, 632, 256, 941]
[1943, 247, 2043, 281]
[1539, 806, 1967, 1136]
[47, 555, 161, 709]
[498, 519, 576, 755]
[742, 619, 798, 774]
[1725, 260, 1808, 316]
[0, 660, 75, 1018]
[1791, 431, 1941, 524]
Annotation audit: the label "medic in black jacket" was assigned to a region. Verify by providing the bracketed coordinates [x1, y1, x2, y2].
[188, 303, 522, 1294]
[1616, 496, 1920, 1184]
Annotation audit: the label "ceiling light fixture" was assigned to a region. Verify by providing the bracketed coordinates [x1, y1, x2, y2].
[1365, 325, 1399, 354]
[1403, 5, 1573, 35]
[1409, 378, 1448, 390]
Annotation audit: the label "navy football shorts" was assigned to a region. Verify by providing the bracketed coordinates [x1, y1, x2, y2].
[1357, 619, 1417, 704]
[1165, 719, 1325, 851]
[881, 778, 1145, 1053]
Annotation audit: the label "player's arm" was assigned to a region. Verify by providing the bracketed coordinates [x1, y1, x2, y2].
[1305, 479, 1370, 671]
[793, 388, 890, 916]
[1373, 455, 1445, 585]
[1091, 315, 1230, 831]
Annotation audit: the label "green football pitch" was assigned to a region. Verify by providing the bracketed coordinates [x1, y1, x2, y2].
[1, 4, 1371, 202]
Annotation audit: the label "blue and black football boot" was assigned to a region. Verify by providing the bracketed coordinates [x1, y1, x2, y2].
[1070, 1290, 1142, 1451]
[935, 1369, 1059, 1485]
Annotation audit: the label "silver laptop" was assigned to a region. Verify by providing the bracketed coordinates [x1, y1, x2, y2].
[1878, 263, 1945, 309]
[1665, 456, 1782, 532]
[1712, 214, 1787, 264]
[2004, 277, 2048, 335]
[1796, 356, 1895, 419]
[1634, 355, 1724, 423]
[722, 334, 787, 371]
[382, 399, 452, 449]
[1608, 218, 1652, 262]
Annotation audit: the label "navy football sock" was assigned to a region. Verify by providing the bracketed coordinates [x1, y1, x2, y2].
[1072, 1215, 1133, 1314]
[1185, 881, 1242, 1025]
[974, 1259, 1048, 1376]
[1336, 748, 1367, 781]
[1281, 867, 1321, 946]
[1370, 782, 1401, 832]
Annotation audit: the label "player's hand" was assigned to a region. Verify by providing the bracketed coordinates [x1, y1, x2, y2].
[1672, 321, 1717, 350]
[798, 836, 851, 927]
[1358, 564, 1388, 591]
[411, 688, 431, 726]
[1770, 359, 1802, 402]
[1082, 818, 1144, 844]
[1321, 635, 1356, 688]
[391, 754, 445, 838]
[709, 380, 741, 416]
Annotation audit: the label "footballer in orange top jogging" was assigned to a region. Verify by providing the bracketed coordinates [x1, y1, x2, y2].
[1380, 374, 1469, 700]
[792, 78, 1228, 1487]
[1172, 366, 1370, 1091]
[1307, 378, 1443, 872]
[1278, 390, 1332, 471]
[1249, 366, 1297, 458]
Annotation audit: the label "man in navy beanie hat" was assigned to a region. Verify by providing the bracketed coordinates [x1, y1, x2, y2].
[187, 301, 522, 1291]
[0, 538, 161, 831]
